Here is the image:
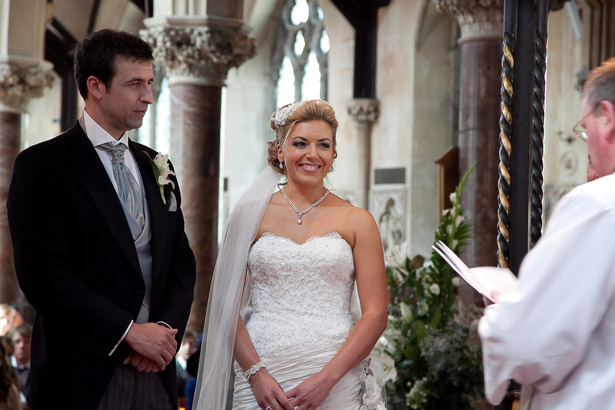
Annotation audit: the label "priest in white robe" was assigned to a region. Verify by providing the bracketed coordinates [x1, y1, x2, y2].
[479, 58, 615, 410]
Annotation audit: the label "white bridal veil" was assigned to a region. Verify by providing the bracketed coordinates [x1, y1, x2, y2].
[194, 166, 280, 410]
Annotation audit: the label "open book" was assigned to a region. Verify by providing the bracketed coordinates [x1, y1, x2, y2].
[432, 241, 519, 303]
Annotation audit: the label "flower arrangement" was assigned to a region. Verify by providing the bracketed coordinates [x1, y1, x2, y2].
[381, 164, 486, 410]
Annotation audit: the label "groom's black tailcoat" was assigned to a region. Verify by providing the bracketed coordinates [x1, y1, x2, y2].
[7, 122, 196, 410]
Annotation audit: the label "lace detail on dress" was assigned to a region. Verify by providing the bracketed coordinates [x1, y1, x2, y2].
[247, 232, 356, 357]
[359, 358, 387, 410]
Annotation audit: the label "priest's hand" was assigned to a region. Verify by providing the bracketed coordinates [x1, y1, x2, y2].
[484, 291, 503, 306]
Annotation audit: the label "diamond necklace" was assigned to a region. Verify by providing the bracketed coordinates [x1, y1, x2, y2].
[281, 187, 330, 225]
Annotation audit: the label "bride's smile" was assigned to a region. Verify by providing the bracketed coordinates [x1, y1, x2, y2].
[277, 119, 336, 187]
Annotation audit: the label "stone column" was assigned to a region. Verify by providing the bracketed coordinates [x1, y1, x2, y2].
[434, 0, 502, 268]
[0, 62, 54, 305]
[347, 98, 379, 210]
[1, 0, 55, 308]
[143, 15, 255, 332]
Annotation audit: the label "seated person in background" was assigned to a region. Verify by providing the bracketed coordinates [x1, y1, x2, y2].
[177, 330, 198, 399]
[184, 346, 201, 410]
[0, 306, 23, 337]
[8, 325, 31, 403]
[0, 338, 12, 362]
[0, 340, 20, 410]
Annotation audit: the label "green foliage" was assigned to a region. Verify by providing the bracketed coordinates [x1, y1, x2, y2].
[383, 164, 484, 410]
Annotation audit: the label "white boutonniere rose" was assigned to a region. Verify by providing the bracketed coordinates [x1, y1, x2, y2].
[143, 151, 175, 204]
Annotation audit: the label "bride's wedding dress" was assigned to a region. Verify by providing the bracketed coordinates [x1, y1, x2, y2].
[232, 232, 366, 409]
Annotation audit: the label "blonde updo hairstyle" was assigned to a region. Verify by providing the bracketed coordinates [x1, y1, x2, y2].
[267, 99, 339, 175]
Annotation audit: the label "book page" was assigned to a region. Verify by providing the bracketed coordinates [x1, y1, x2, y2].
[432, 241, 518, 302]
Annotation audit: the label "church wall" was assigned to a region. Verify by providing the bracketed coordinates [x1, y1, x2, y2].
[53, 0, 95, 41]
[222, 0, 282, 218]
[408, 1, 457, 258]
[2, 0, 47, 62]
[100, 1, 146, 33]
[24, 71, 62, 149]
[542, 6, 588, 222]
[223, 62, 274, 223]
[370, 0, 437, 257]
[317, 0, 356, 202]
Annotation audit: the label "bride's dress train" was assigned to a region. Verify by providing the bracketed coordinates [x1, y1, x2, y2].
[231, 232, 366, 409]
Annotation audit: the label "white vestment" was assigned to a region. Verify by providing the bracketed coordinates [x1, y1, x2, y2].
[479, 173, 615, 409]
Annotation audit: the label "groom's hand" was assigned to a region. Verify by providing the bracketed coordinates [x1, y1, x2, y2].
[123, 351, 164, 373]
[124, 322, 178, 369]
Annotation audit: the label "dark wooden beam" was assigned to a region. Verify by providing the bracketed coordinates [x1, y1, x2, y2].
[131, 0, 154, 17]
[496, 2, 550, 406]
[507, 0, 535, 272]
[45, 18, 79, 131]
[86, 0, 101, 35]
[329, 0, 390, 98]
[329, 0, 362, 24]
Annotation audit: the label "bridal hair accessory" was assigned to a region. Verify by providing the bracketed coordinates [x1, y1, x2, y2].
[271, 101, 303, 128]
[244, 361, 265, 381]
[281, 187, 329, 225]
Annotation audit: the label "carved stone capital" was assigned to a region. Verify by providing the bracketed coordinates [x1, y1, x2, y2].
[142, 17, 256, 86]
[347, 98, 379, 125]
[433, 0, 503, 43]
[0, 61, 55, 111]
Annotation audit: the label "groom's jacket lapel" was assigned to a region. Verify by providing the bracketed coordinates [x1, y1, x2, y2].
[130, 142, 170, 284]
[63, 123, 142, 277]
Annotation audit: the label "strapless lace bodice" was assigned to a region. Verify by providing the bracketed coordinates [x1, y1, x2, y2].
[246, 232, 355, 357]
[233, 231, 385, 409]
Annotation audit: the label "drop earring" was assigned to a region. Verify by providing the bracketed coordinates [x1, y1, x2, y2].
[279, 162, 284, 169]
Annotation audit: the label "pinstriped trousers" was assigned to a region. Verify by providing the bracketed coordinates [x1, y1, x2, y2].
[97, 364, 173, 410]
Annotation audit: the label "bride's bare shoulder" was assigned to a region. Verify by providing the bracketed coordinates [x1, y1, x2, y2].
[327, 193, 377, 226]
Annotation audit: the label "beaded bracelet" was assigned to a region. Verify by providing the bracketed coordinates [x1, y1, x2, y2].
[244, 361, 265, 381]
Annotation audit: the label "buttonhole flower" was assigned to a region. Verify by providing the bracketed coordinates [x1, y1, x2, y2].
[143, 151, 175, 204]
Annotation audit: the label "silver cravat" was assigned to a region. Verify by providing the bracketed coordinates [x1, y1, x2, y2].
[97, 142, 145, 229]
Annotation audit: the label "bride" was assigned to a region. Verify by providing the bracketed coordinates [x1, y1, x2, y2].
[194, 100, 388, 410]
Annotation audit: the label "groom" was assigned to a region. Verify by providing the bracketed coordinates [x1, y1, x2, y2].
[7, 29, 196, 410]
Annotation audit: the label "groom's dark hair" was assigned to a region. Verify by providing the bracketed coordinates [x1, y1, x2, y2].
[74, 29, 153, 100]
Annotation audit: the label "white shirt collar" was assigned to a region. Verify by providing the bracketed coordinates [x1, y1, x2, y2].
[83, 109, 131, 148]
[10, 356, 29, 369]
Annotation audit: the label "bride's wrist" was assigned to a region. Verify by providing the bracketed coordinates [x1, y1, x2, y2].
[244, 361, 266, 382]
[317, 368, 340, 387]
[247, 367, 269, 384]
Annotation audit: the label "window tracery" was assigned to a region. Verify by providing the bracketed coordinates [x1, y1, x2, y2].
[274, 0, 329, 107]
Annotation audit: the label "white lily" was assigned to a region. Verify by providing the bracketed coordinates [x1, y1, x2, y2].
[143, 151, 176, 204]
